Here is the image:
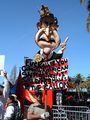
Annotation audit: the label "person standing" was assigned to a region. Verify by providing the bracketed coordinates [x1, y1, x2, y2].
[0, 85, 5, 120]
[4, 95, 15, 120]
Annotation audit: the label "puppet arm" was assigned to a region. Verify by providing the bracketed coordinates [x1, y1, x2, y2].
[59, 36, 69, 53]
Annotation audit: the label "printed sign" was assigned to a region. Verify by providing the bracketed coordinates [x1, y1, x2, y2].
[0, 55, 5, 76]
[22, 58, 68, 90]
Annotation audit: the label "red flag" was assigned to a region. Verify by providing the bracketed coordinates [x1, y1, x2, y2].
[16, 70, 24, 113]
[23, 88, 37, 103]
[42, 90, 53, 108]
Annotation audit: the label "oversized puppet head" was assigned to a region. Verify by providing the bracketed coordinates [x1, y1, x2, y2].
[35, 5, 60, 54]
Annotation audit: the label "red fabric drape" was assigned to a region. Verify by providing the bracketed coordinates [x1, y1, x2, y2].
[23, 88, 37, 103]
[42, 90, 53, 108]
[23, 88, 53, 108]
[16, 70, 24, 113]
[16, 70, 53, 113]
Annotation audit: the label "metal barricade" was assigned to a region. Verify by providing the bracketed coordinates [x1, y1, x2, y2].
[52, 108, 68, 120]
[52, 105, 90, 120]
[24, 105, 90, 120]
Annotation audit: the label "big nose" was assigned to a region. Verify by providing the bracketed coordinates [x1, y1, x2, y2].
[45, 26, 50, 37]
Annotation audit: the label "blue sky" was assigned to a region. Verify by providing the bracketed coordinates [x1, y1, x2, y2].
[0, 0, 90, 84]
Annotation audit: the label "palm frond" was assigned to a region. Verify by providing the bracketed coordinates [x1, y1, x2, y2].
[80, 0, 85, 4]
[87, 1, 90, 12]
[87, 13, 90, 32]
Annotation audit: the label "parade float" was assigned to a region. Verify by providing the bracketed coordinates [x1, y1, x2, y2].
[21, 5, 69, 109]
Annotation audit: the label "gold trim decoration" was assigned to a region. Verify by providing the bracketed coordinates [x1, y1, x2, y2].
[34, 54, 43, 62]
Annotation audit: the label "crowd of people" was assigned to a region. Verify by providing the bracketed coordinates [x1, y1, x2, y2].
[0, 83, 53, 120]
[0, 85, 22, 120]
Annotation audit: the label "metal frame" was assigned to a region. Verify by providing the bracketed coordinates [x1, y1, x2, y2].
[52, 105, 90, 120]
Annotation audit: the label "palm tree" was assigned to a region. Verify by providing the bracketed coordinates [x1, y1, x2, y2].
[87, 1, 90, 32]
[86, 75, 90, 93]
[80, 0, 90, 32]
[80, 0, 85, 4]
[74, 74, 84, 99]
[67, 76, 76, 90]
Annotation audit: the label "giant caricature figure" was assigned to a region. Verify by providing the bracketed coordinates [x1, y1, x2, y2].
[34, 5, 68, 62]
[21, 5, 69, 109]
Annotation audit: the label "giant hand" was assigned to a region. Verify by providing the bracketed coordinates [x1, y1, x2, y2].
[40, 112, 50, 119]
[60, 36, 69, 52]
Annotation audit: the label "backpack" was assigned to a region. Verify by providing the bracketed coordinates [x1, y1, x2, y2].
[13, 104, 23, 120]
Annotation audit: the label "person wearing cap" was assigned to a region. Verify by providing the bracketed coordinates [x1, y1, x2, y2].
[27, 90, 53, 120]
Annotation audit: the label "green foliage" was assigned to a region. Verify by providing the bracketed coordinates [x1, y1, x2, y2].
[80, 0, 90, 32]
[74, 74, 83, 85]
[87, 1, 90, 12]
[69, 74, 90, 89]
[80, 0, 85, 4]
[87, 13, 90, 32]
[80, 81, 90, 88]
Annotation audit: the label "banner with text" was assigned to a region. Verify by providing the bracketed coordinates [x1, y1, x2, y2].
[22, 58, 68, 90]
[0, 55, 5, 76]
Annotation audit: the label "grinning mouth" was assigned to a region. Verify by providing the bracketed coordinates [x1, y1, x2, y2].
[38, 38, 55, 43]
